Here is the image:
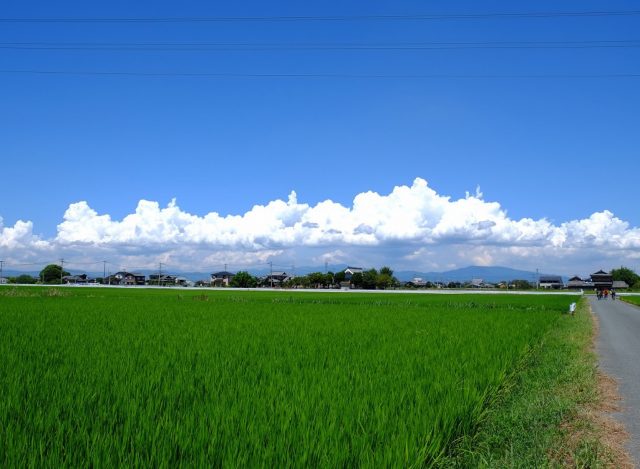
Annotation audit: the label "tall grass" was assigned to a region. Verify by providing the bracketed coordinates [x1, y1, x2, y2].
[0, 289, 574, 466]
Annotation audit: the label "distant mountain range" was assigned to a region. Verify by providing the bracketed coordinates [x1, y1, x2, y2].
[1, 265, 565, 284]
[394, 266, 564, 283]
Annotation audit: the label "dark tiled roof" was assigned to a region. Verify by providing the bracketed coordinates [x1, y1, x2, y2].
[539, 275, 563, 283]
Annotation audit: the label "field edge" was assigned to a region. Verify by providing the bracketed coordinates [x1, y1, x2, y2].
[441, 297, 621, 467]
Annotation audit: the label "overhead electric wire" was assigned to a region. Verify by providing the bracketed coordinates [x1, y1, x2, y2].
[1, 10, 640, 23]
[2, 39, 640, 51]
[3, 261, 56, 267]
[0, 69, 638, 79]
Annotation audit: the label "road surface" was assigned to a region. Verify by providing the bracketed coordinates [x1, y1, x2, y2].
[592, 295, 640, 465]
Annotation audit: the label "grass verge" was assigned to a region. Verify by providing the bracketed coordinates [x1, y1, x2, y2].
[441, 297, 621, 468]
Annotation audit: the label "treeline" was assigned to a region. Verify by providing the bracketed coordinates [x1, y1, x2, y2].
[4, 264, 640, 290]
[610, 267, 640, 288]
[228, 267, 399, 290]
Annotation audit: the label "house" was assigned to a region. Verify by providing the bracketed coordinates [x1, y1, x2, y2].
[110, 272, 146, 286]
[590, 270, 613, 291]
[263, 271, 290, 287]
[539, 275, 564, 289]
[148, 274, 176, 286]
[344, 267, 363, 280]
[62, 274, 91, 284]
[211, 271, 235, 287]
[567, 275, 593, 290]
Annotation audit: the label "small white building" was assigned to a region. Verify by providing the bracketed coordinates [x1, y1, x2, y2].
[409, 277, 427, 287]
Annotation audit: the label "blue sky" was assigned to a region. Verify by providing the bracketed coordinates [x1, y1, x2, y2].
[1, 1, 639, 275]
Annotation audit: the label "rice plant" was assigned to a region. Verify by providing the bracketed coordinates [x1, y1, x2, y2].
[0, 288, 574, 467]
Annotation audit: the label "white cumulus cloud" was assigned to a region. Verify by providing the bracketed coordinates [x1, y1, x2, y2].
[1, 178, 638, 273]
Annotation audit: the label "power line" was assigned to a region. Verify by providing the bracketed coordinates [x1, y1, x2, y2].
[2, 39, 639, 51]
[1, 10, 639, 23]
[0, 69, 638, 79]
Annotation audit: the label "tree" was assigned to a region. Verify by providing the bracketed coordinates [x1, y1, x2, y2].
[362, 269, 378, 290]
[230, 271, 257, 288]
[326, 272, 335, 287]
[376, 273, 393, 290]
[307, 272, 326, 288]
[350, 272, 363, 289]
[512, 279, 533, 290]
[39, 264, 69, 284]
[611, 267, 639, 288]
[333, 271, 346, 284]
[377, 266, 398, 289]
[14, 274, 37, 284]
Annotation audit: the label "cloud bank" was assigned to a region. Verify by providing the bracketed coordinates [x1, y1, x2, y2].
[1, 178, 638, 274]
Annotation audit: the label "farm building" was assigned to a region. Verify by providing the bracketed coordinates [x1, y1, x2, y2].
[567, 275, 593, 290]
[344, 267, 363, 280]
[407, 277, 428, 287]
[62, 274, 93, 284]
[590, 270, 613, 291]
[539, 275, 564, 289]
[612, 280, 629, 290]
[263, 271, 290, 287]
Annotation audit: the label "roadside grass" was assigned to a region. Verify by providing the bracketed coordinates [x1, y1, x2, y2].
[442, 297, 615, 468]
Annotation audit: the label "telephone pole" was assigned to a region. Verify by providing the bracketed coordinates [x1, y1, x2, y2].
[269, 261, 273, 288]
[103, 260, 107, 284]
[158, 262, 164, 286]
[60, 258, 65, 284]
[0, 260, 4, 285]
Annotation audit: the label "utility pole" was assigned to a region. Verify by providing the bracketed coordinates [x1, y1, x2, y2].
[60, 258, 65, 284]
[158, 262, 164, 286]
[269, 261, 273, 288]
[224, 263, 227, 272]
[0, 260, 4, 285]
[103, 260, 107, 284]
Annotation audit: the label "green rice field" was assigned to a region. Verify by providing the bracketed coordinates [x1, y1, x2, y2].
[0, 287, 576, 466]
[621, 295, 640, 306]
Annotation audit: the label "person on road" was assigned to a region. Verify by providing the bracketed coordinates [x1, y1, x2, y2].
[611, 289, 616, 300]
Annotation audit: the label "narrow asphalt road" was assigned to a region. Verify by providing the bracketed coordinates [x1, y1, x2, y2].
[592, 296, 640, 465]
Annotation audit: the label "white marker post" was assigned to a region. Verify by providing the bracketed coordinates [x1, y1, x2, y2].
[569, 302, 577, 315]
